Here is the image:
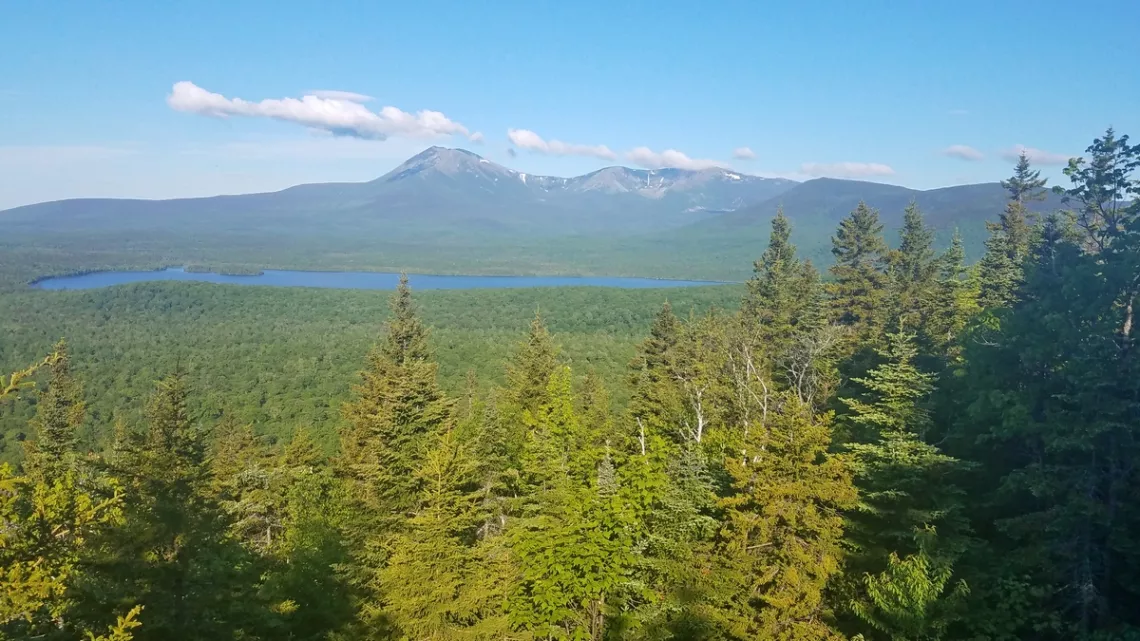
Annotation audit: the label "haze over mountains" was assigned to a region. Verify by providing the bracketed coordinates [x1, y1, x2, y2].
[1, 146, 1065, 281]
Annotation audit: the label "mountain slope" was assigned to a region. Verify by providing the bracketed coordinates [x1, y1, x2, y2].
[1, 147, 797, 239]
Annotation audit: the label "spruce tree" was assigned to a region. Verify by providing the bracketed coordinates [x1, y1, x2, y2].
[953, 129, 1140, 638]
[24, 340, 85, 480]
[978, 152, 1047, 309]
[828, 201, 890, 345]
[379, 427, 511, 640]
[505, 311, 560, 420]
[709, 396, 856, 640]
[340, 274, 452, 529]
[887, 202, 938, 336]
[628, 301, 684, 457]
[839, 329, 969, 639]
[76, 374, 273, 641]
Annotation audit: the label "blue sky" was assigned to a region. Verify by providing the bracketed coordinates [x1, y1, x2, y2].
[2, 0, 1137, 208]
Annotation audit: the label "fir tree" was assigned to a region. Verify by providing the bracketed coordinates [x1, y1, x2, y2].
[509, 368, 634, 640]
[839, 329, 969, 639]
[505, 310, 561, 420]
[887, 202, 938, 335]
[379, 427, 512, 640]
[829, 201, 890, 345]
[628, 301, 684, 457]
[978, 152, 1047, 309]
[76, 374, 274, 641]
[339, 274, 452, 529]
[24, 340, 85, 480]
[709, 396, 856, 641]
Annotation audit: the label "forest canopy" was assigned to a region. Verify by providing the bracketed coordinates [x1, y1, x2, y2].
[3, 128, 1140, 641]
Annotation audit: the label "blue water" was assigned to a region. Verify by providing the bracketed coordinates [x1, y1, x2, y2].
[34, 267, 722, 291]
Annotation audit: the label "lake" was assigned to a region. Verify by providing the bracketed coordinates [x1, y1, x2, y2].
[34, 267, 723, 291]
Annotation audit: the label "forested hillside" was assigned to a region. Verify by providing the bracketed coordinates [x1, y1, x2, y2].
[0, 148, 1065, 288]
[4, 128, 1140, 641]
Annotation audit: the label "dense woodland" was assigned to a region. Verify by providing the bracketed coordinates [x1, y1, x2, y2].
[3, 128, 1140, 641]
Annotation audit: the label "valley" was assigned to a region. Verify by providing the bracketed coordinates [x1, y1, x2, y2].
[0, 146, 1067, 289]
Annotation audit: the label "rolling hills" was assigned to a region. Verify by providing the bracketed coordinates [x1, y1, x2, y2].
[0, 146, 1066, 284]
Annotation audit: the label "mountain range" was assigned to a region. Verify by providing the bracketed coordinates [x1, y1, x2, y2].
[0, 146, 1066, 281]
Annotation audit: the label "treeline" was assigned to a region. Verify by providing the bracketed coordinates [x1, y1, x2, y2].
[3, 128, 1140, 641]
[0, 283, 742, 459]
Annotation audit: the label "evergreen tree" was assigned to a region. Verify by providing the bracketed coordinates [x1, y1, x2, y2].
[927, 231, 976, 357]
[339, 274, 452, 529]
[23, 340, 85, 480]
[953, 129, 1140, 638]
[75, 374, 274, 641]
[709, 396, 856, 641]
[379, 427, 512, 640]
[505, 310, 561, 420]
[828, 202, 890, 345]
[509, 367, 635, 641]
[978, 152, 1047, 309]
[839, 329, 970, 639]
[887, 202, 938, 336]
[628, 302, 684, 457]
[742, 210, 827, 396]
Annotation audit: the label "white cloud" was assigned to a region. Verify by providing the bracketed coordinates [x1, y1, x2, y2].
[942, 145, 984, 161]
[307, 90, 374, 103]
[468, 131, 485, 144]
[168, 81, 471, 140]
[800, 162, 895, 178]
[732, 146, 757, 160]
[626, 147, 722, 170]
[1001, 144, 1070, 166]
[507, 128, 616, 160]
[948, 109, 969, 116]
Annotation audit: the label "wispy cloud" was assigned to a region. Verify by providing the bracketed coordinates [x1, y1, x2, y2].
[507, 128, 616, 160]
[732, 146, 757, 160]
[306, 90, 374, 103]
[468, 131, 485, 144]
[942, 144, 984, 161]
[800, 162, 895, 178]
[1001, 144, 1071, 166]
[626, 147, 722, 171]
[948, 109, 969, 116]
[168, 81, 480, 141]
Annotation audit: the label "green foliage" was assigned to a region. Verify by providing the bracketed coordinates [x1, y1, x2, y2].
[709, 397, 855, 641]
[4, 126, 1140, 641]
[829, 201, 890, 344]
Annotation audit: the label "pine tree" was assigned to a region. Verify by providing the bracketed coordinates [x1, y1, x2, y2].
[379, 427, 511, 640]
[23, 340, 85, 480]
[887, 202, 938, 335]
[829, 202, 890, 345]
[509, 368, 635, 640]
[74, 374, 273, 641]
[839, 329, 969, 639]
[709, 396, 856, 641]
[505, 311, 561, 420]
[978, 152, 1047, 309]
[743, 210, 824, 362]
[340, 274, 452, 529]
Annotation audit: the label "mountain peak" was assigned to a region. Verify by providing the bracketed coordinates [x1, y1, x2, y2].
[378, 146, 508, 183]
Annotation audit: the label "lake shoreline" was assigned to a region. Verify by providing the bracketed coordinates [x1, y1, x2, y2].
[33, 267, 730, 292]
